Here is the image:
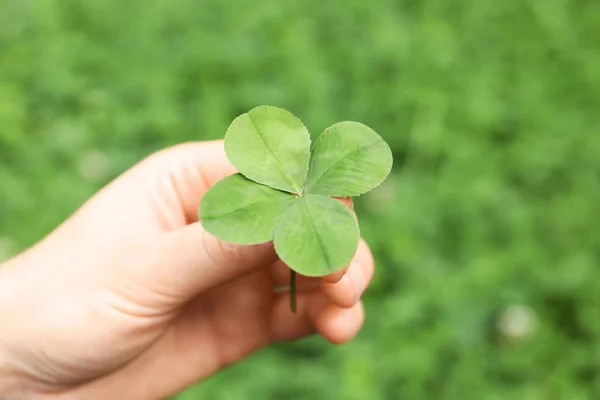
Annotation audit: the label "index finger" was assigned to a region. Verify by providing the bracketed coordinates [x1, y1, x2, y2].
[148, 140, 238, 223]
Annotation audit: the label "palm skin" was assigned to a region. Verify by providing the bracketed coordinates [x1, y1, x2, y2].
[0, 140, 374, 400]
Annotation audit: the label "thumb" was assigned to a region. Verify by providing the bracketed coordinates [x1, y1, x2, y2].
[150, 223, 278, 301]
[119, 140, 278, 303]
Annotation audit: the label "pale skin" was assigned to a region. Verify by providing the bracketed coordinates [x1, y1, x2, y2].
[0, 140, 375, 400]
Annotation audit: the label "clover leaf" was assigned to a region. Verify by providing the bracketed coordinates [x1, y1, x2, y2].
[199, 105, 393, 312]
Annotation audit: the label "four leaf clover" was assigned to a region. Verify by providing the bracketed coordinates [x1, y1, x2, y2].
[198, 105, 393, 310]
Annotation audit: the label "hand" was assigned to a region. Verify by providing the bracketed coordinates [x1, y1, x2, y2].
[0, 140, 375, 400]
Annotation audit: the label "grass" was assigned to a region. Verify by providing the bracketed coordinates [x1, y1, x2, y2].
[1, 0, 600, 398]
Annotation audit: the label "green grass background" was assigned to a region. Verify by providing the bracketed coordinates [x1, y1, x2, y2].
[1, 0, 600, 398]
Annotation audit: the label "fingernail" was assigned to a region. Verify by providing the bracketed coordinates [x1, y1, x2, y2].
[324, 269, 345, 283]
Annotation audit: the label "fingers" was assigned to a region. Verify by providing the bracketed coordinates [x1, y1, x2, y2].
[269, 291, 365, 345]
[269, 238, 373, 345]
[132, 141, 368, 305]
[321, 266, 349, 284]
[322, 239, 374, 308]
[269, 292, 327, 341]
[334, 196, 354, 210]
[270, 196, 357, 289]
[316, 301, 365, 344]
[270, 237, 374, 307]
[148, 223, 278, 303]
[143, 140, 238, 224]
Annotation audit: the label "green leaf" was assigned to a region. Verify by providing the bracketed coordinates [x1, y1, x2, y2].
[273, 194, 359, 276]
[199, 173, 296, 245]
[224, 105, 311, 194]
[305, 121, 393, 197]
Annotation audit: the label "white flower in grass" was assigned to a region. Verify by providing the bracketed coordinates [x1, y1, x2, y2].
[497, 305, 536, 341]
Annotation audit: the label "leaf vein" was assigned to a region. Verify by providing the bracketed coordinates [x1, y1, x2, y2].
[247, 113, 300, 193]
[302, 198, 332, 271]
[308, 140, 381, 190]
[203, 198, 293, 220]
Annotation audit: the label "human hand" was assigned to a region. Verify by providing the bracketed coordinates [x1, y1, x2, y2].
[0, 140, 375, 399]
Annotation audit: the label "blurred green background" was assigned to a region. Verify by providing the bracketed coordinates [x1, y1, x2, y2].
[1, 0, 600, 398]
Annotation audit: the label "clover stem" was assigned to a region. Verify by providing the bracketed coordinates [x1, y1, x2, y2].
[290, 269, 297, 313]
